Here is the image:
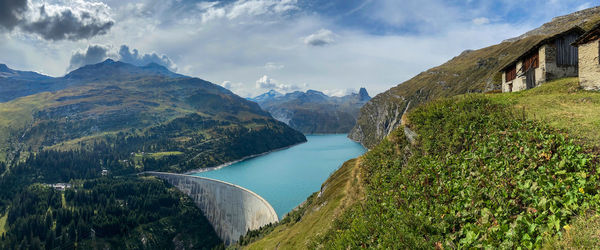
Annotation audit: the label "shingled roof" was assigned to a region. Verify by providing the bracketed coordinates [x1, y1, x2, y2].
[572, 22, 600, 46]
[501, 26, 585, 71]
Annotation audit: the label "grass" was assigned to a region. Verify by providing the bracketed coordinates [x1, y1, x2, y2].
[543, 212, 600, 249]
[0, 92, 53, 161]
[488, 78, 600, 147]
[0, 210, 7, 235]
[246, 158, 364, 249]
[148, 151, 184, 158]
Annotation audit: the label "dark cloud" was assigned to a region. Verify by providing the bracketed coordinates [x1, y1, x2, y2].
[67, 44, 177, 72]
[21, 5, 114, 41]
[68, 45, 111, 71]
[0, 0, 28, 30]
[118, 45, 177, 71]
[0, 0, 114, 41]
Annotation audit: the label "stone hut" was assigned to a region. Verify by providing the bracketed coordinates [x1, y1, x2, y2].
[572, 23, 600, 90]
[501, 27, 585, 93]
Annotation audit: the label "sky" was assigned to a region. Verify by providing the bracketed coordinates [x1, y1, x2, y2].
[0, 0, 597, 97]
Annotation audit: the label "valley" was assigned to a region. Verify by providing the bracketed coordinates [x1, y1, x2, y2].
[249, 88, 370, 134]
[2, 1, 600, 249]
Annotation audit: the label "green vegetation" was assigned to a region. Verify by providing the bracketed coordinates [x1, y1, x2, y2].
[0, 211, 7, 235]
[0, 177, 222, 249]
[488, 78, 600, 147]
[313, 96, 600, 248]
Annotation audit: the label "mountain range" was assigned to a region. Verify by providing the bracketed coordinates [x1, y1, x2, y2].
[0, 59, 306, 172]
[249, 88, 370, 134]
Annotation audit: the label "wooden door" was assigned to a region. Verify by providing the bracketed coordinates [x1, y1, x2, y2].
[526, 68, 536, 89]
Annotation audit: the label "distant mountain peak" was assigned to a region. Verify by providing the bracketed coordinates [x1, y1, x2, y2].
[306, 89, 327, 96]
[102, 58, 116, 64]
[248, 89, 283, 102]
[65, 59, 183, 81]
[358, 87, 370, 101]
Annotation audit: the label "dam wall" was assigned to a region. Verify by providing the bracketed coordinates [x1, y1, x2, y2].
[145, 172, 279, 245]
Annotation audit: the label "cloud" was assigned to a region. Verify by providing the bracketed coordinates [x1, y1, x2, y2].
[0, 0, 114, 41]
[472, 17, 490, 25]
[0, 0, 28, 30]
[304, 29, 336, 46]
[323, 88, 357, 97]
[200, 0, 298, 23]
[68, 44, 112, 71]
[66, 44, 176, 72]
[255, 75, 302, 92]
[264, 62, 284, 70]
[118, 45, 177, 71]
[220, 80, 233, 89]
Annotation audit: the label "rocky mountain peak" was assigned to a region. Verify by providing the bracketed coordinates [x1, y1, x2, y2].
[0, 64, 10, 72]
[358, 87, 370, 101]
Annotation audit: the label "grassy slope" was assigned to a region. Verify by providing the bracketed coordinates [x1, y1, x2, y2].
[0, 92, 54, 161]
[0, 211, 7, 235]
[489, 78, 600, 147]
[246, 158, 364, 249]
[250, 78, 600, 248]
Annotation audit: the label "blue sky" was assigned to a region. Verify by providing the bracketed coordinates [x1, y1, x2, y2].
[0, 0, 596, 97]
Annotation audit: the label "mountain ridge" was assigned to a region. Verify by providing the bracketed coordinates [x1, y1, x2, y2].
[251, 88, 371, 134]
[0, 59, 306, 172]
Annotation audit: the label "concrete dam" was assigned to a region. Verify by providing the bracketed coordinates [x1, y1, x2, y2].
[145, 172, 279, 245]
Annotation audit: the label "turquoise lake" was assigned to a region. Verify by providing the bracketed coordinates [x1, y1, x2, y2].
[192, 134, 366, 218]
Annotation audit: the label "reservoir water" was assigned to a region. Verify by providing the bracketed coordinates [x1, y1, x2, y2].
[192, 134, 366, 218]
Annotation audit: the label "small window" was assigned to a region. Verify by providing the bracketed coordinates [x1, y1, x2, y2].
[506, 66, 516, 82]
[524, 52, 539, 71]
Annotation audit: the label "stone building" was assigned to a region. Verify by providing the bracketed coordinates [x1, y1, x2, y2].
[501, 27, 585, 93]
[572, 23, 600, 90]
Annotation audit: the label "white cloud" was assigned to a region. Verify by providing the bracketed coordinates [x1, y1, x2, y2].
[199, 0, 298, 23]
[118, 45, 177, 71]
[220, 80, 233, 89]
[264, 62, 284, 70]
[472, 17, 490, 25]
[304, 29, 336, 46]
[323, 88, 356, 97]
[255, 75, 302, 92]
